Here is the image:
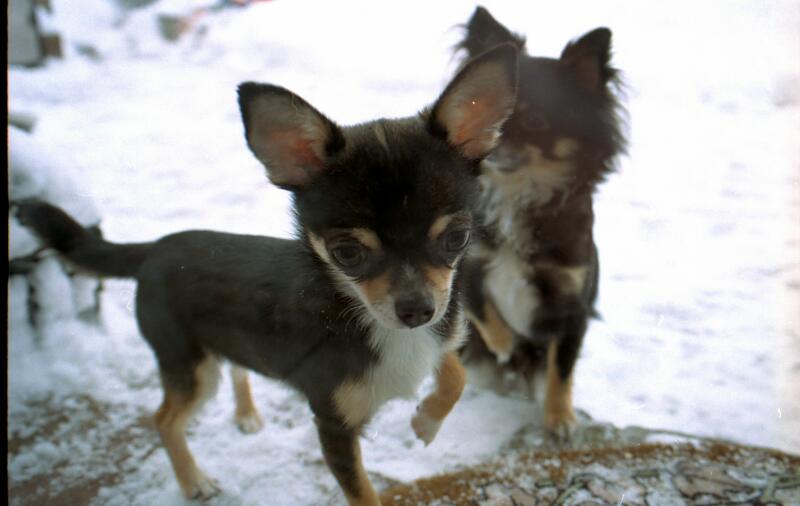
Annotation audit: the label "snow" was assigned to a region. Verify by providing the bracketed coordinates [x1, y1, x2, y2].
[9, 126, 101, 257]
[7, 0, 800, 504]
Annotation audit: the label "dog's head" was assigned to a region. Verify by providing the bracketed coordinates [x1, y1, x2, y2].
[238, 44, 518, 330]
[459, 7, 625, 188]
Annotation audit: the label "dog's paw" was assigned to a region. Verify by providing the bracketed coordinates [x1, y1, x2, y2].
[494, 349, 512, 364]
[544, 408, 577, 443]
[235, 412, 264, 434]
[484, 339, 513, 365]
[182, 469, 221, 500]
[411, 411, 442, 446]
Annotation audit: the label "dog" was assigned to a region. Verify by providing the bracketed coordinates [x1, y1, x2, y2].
[455, 7, 626, 439]
[15, 43, 518, 505]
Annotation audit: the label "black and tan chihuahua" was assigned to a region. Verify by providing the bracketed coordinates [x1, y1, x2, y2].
[16, 44, 518, 505]
[456, 7, 626, 439]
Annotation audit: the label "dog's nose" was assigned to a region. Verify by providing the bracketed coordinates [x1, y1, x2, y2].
[395, 293, 435, 328]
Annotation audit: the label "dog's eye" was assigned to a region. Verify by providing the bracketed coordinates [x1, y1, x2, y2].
[445, 229, 471, 252]
[331, 244, 366, 268]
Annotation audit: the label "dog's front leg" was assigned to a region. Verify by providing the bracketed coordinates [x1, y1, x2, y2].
[155, 356, 222, 499]
[466, 296, 517, 364]
[411, 351, 466, 445]
[315, 417, 380, 506]
[462, 258, 516, 363]
[543, 335, 581, 439]
[532, 263, 591, 440]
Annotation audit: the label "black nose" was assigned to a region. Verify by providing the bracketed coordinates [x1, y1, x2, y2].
[395, 293, 435, 328]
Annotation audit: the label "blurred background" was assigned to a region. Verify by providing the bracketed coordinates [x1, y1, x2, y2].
[8, 0, 800, 503]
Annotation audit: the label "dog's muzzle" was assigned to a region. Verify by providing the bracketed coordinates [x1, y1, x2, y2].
[394, 292, 435, 328]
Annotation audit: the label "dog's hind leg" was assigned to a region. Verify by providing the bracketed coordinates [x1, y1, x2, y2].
[154, 354, 222, 499]
[230, 364, 263, 433]
[315, 417, 380, 506]
[411, 351, 466, 445]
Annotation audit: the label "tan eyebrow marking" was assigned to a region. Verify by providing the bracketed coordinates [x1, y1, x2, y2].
[427, 212, 470, 241]
[349, 228, 381, 251]
[553, 138, 580, 159]
[308, 228, 382, 259]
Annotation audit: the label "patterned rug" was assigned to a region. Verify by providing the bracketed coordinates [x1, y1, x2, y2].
[381, 426, 800, 505]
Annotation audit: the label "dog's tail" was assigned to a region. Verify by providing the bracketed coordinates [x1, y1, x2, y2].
[15, 200, 153, 279]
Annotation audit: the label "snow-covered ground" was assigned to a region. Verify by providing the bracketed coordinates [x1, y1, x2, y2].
[8, 0, 800, 504]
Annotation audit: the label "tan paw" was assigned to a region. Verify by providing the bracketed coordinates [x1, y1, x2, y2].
[411, 411, 442, 446]
[494, 348, 512, 364]
[235, 412, 264, 434]
[485, 340, 513, 365]
[181, 469, 221, 500]
[544, 408, 577, 442]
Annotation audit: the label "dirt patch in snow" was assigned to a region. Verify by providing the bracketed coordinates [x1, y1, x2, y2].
[8, 395, 160, 506]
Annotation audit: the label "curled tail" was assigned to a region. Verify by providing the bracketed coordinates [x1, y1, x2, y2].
[15, 201, 153, 278]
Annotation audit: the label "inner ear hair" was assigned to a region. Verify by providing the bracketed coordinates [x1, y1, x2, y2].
[238, 82, 345, 189]
[429, 43, 519, 160]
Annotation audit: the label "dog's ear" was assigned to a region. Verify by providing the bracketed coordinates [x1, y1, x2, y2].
[460, 6, 525, 57]
[237, 83, 345, 189]
[560, 28, 616, 92]
[428, 43, 518, 161]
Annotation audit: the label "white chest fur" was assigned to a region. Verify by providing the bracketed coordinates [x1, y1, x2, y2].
[367, 327, 442, 406]
[334, 326, 444, 427]
[483, 244, 539, 338]
[477, 146, 576, 339]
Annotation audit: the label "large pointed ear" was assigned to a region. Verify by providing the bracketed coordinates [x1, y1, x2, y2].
[560, 27, 616, 92]
[459, 6, 525, 57]
[429, 43, 518, 161]
[237, 83, 345, 189]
